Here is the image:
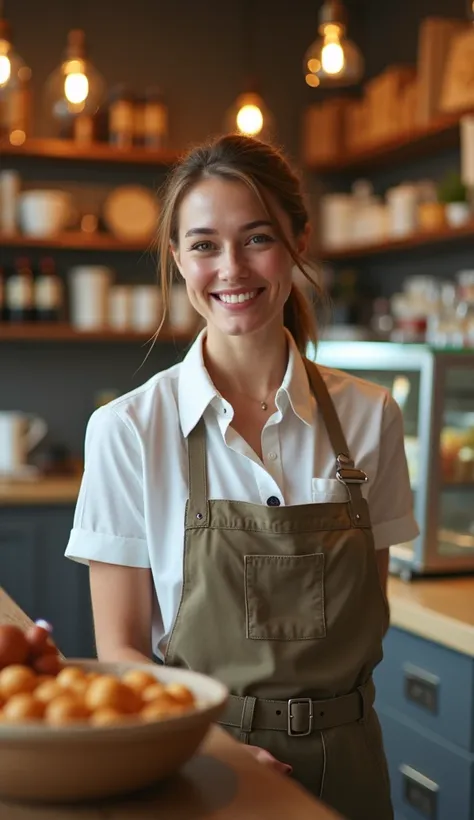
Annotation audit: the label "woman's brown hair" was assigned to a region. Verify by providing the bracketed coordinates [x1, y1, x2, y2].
[156, 133, 321, 354]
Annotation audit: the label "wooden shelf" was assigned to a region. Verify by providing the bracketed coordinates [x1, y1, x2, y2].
[319, 221, 474, 261]
[0, 476, 81, 506]
[0, 138, 179, 166]
[309, 110, 473, 174]
[0, 232, 151, 252]
[0, 323, 195, 343]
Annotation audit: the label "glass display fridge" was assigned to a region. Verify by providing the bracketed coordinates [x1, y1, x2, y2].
[308, 343, 474, 579]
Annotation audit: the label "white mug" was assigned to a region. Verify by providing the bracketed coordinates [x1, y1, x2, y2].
[19, 189, 73, 237]
[0, 412, 48, 476]
[69, 266, 114, 330]
[108, 285, 133, 331]
[132, 286, 162, 332]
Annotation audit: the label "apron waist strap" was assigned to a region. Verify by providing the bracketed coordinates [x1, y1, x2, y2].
[219, 678, 375, 737]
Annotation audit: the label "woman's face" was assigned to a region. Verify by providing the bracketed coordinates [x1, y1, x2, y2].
[172, 176, 306, 340]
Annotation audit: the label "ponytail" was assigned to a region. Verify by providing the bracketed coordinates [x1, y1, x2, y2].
[283, 283, 319, 355]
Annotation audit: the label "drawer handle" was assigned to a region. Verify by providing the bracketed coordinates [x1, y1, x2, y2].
[400, 763, 438, 819]
[403, 662, 439, 715]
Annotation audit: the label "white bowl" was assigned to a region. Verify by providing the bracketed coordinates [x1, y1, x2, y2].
[19, 189, 72, 237]
[0, 659, 228, 803]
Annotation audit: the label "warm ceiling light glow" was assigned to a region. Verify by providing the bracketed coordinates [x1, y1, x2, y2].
[236, 103, 264, 135]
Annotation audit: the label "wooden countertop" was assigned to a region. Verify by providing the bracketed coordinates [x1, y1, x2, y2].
[0, 588, 339, 819]
[0, 476, 81, 506]
[0, 727, 339, 819]
[388, 576, 474, 656]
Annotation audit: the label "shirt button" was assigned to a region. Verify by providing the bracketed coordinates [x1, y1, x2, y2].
[267, 496, 281, 507]
[267, 452, 277, 461]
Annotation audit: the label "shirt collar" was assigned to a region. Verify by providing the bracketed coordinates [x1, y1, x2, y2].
[278, 330, 314, 427]
[178, 329, 220, 437]
[178, 328, 314, 437]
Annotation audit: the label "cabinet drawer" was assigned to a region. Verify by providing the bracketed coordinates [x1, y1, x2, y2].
[379, 706, 473, 820]
[374, 627, 474, 751]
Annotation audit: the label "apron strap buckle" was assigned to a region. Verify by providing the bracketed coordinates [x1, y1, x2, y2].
[287, 698, 314, 736]
[336, 454, 368, 486]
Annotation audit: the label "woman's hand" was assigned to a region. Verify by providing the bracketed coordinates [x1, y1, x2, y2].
[245, 745, 293, 775]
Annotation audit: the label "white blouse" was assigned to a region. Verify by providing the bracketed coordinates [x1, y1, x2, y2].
[65, 330, 419, 657]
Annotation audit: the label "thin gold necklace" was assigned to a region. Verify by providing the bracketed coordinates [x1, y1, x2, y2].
[222, 387, 274, 411]
[243, 389, 274, 411]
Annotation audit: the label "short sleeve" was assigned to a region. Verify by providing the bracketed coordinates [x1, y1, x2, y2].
[368, 394, 420, 550]
[65, 405, 150, 568]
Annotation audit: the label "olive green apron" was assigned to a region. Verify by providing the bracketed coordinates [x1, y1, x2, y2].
[165, 359, 393, 820]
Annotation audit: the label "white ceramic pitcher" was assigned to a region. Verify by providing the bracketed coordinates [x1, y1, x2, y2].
[0, 412, 48, 476]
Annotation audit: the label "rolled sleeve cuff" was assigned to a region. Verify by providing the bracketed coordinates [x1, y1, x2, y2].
[65, 528, 150, 568]
[371, 513, 420, 551]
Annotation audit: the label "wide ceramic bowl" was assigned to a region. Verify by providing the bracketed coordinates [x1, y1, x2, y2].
[0, 659, 228, 803]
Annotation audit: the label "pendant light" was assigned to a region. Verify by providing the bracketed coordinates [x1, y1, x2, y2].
[0, 1, 25, 89]
[225, 77, 275, 141]
[43, 29, 106, 138]
[304, 1, 364, 88]
[0, 0, 31, 144]
[224, 0, 275, 141]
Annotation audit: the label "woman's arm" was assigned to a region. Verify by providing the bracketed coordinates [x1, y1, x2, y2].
[89, 561, 154, 664]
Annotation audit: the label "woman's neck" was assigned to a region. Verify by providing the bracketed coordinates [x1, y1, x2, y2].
[203, 323, 289, 400]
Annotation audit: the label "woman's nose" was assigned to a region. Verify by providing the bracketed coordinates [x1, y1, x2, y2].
[220, 248, 247, 280]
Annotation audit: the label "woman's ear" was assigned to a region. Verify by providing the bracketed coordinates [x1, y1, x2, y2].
[170, 242, 184, 278]
[297, 224, 310, 257]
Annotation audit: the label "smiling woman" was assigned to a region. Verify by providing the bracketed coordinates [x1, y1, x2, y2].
[65, 133, 418, 820]
[156, 134, 320, 359]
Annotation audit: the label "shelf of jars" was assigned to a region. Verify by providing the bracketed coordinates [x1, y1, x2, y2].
[0, 323, 195, 343]
[0, 232, 150, 252]
[307, 111, 470, 174]
[319, 220, 474, 261]
[0, 138, 179, 167]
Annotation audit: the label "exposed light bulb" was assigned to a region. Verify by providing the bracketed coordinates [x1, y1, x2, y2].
[321, 40, 345, 75]
[303, 1, 363, 88]
[236, 103, 263, 135]
[64, 70, 89, 105]
[0, 53, 11, 85]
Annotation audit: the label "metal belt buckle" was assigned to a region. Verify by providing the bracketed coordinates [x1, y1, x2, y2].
[287, 698, 314, 737]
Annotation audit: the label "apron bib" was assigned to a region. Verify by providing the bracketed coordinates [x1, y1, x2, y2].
[165, 359, 393, 820]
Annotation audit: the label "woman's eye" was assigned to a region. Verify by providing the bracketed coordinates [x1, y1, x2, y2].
[190, 241, 215, 252]
[247, 234, 274, 245]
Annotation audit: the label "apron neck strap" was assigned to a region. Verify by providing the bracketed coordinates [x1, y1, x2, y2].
[186, 419, 209, 526]
[186, 359, 368, 524]
[303, 358, 367, 515]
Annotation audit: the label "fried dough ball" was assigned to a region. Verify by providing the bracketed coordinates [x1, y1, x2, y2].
[56, 666, 86, 688]
[165, 683, 195, 707]
[141, 682, 167, 703]
[89, 708, 131, 727]
[121, 669, 158, 695]
[141, 699, 187, 722]
[3, 693, 45, 722]
[34, 679, 64, 705]
[85, 675, 141, 714]
[44, 694, 90, 726]
[0, 665, 37, 698]
[34, 674, 55, 687]
[56, 666, 89, 696]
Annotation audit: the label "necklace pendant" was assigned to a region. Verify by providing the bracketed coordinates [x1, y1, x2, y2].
[261, 401, 268, 411]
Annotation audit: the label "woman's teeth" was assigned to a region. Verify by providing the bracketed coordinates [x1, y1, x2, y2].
[217, 290, 257, 304]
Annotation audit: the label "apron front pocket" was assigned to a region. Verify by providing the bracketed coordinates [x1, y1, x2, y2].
[244, 553, 326, 641]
